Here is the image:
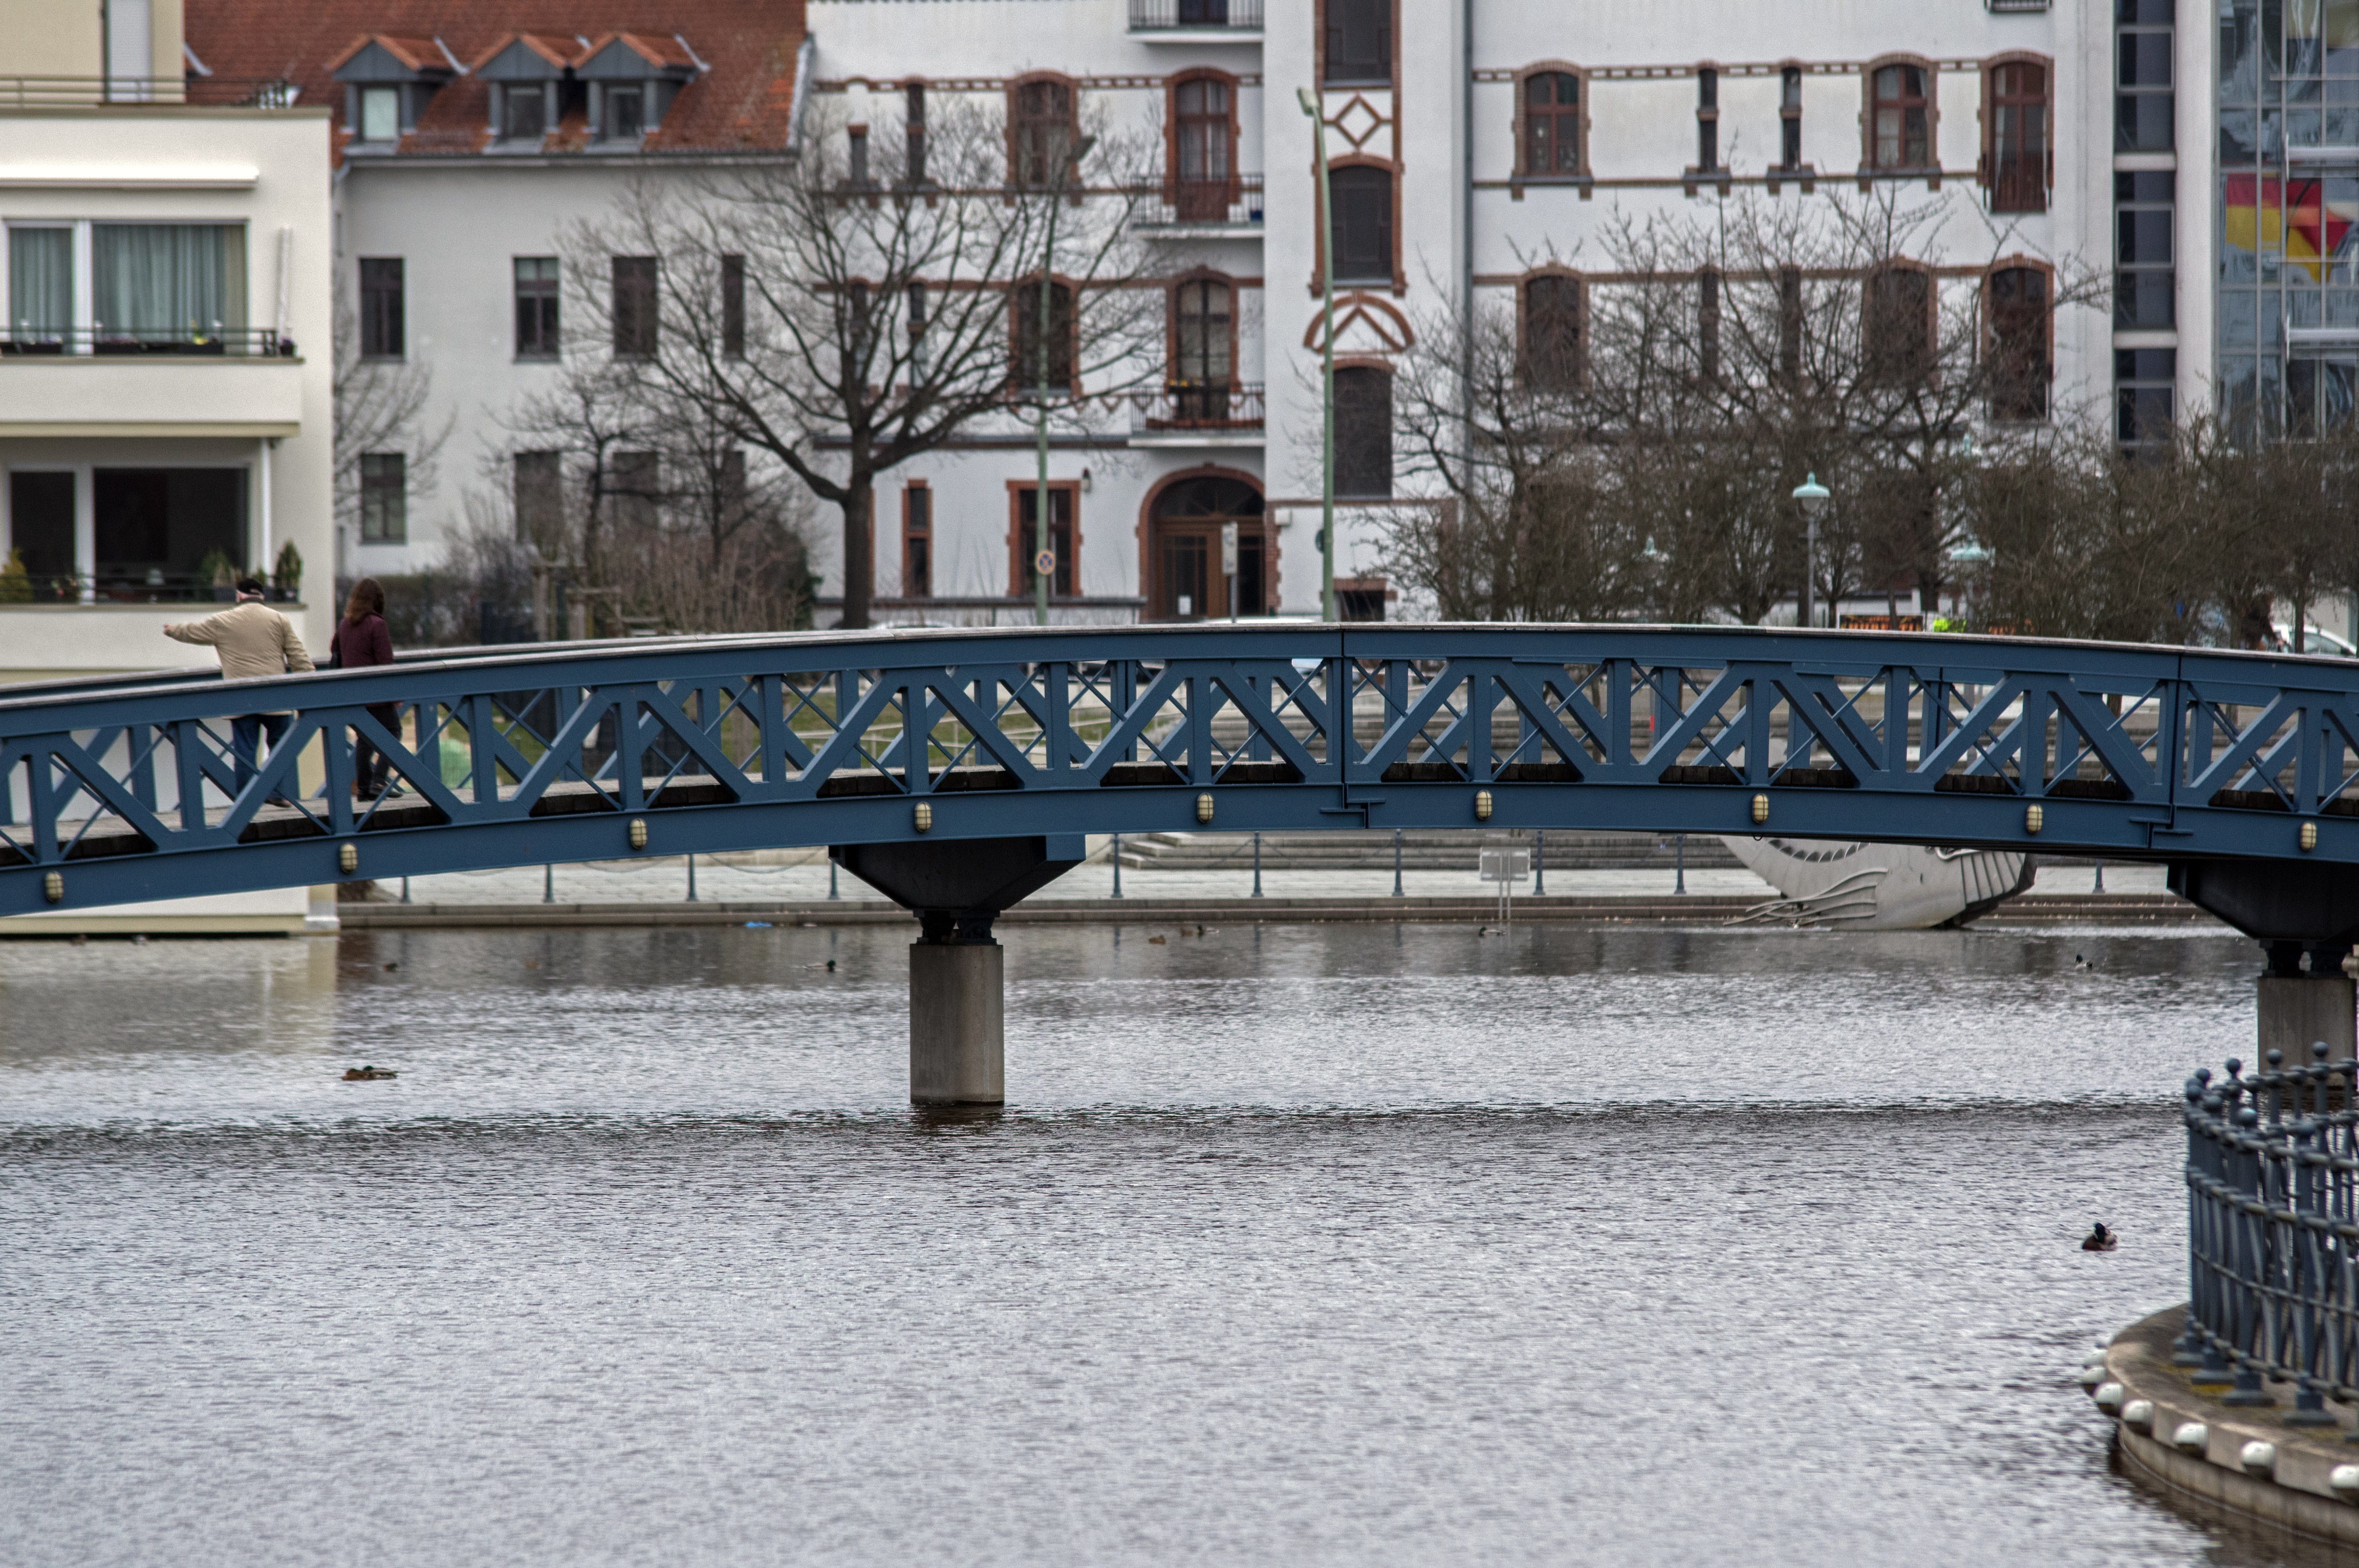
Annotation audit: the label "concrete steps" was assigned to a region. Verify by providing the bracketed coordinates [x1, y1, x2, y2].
[1110, 829, 1744, 872]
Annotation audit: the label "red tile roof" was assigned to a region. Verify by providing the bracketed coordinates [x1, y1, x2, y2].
[186, 0, 805, 159]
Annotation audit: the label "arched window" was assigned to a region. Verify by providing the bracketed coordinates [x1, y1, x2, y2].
[1868, 62, 1932, 169]
[1335, 365, 1393, 498]
[1010, 77, 1077, 189]
[1520, 275, 1582, 389]
[1522, 71, 1582, 176]
[1329, 166, 1393, 285]
[1324, 0, 1391, 86]
[1011, 277, 1075, 391]
[1987, 60, 2048, 212]
[1173, 277, 1233, 421]
[1172, 75, 1234, 221]
[1863, 263, 1933, 384]
[1987, 265, 2049, 420]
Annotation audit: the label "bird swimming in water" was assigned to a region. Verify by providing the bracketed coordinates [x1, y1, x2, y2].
[2074, 954, 2093, 970]
[2082, 1223, 2118, 1251]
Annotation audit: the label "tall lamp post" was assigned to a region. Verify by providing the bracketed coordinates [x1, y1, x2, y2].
[1296, 86, 1337, 623]
[1034, 133, 1096, 626]
[1792, 472, 1830, 628]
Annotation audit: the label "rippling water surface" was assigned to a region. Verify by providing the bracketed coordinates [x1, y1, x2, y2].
[0, 923, 2326, 1565]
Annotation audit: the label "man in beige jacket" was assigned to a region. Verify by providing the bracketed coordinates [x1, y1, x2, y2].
[164, 575, 315, 794]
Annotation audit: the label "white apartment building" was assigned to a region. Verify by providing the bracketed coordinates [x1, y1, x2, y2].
[185, 0, 811, 593]
[792, 0, 2183, 625]
[0, 0, 336, 931]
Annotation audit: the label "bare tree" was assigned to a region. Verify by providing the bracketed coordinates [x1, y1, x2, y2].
[331, 277, 450, 567]
[564, 96, 1161, 626]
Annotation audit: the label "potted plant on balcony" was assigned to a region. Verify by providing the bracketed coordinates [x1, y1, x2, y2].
[0, 549, 29, 604]
[272, 541, 303, 602]
[200, 549, 237, 602]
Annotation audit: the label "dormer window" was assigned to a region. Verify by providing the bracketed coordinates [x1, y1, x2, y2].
[330, 34, 457, 148]
[472, 34, 572, 145]
[578, 34, 698, 144]
[503, 85, 546, 141]
[606, 85, 645, 140]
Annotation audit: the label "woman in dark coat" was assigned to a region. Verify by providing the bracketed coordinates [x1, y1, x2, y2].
[333, 578, 399, 798]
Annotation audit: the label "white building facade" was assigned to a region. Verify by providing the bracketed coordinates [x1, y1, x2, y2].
[794, 0, 2188, 626]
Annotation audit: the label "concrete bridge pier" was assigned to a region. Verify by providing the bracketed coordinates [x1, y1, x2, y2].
[830, 835, 1085, 1106]
[2170, 863, 2359, 1063]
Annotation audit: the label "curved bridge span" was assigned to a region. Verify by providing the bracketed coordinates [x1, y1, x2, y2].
[5, 622, 2359, 919]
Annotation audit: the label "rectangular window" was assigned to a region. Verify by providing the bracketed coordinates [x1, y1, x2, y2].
[359, 452, 407, 542]
[1011, 484, 1076, 597]
[502, 83, 547, 142]
[721, 254, 745, 359]
[1987, 60, 2049, 213]
[1330, 166, 1392, 284]
[847, 124, 870, 188]
[1012, 279, 1076, 389]
[1335, 365, 1392, 498]
[903, 483, 932, 598]
[2116, 346, 2176, 443]
[1868, 63, 1932, 169]
[513, 450, 562, 541]
[359, 85, 399, 143]
[2115, 169, 2174, 329]
[1324, 0, 1392, 85]
[1521, 275, 1582, 388]
[1987, 267, 2049, 421]
[1696, 69, 1719, 173]
[1522, 71, 1582, 176]
[905, 84, 927, 186]
[610, 450, 659, 530]
[6, 470, 75, 582]
[612, 255, 658, 358]
[1011, 78, 1078, 188]
[1863, 265, 1934, 384]
[91, 223, 245, 348]
[93, 467, 245, 590]
[605, 85, 645, 141]
[1778, 265, 1804, 380]
[359, 257, 403, 359]
[1173, 76, 1233, 219]
[7, 226, 71, 346]
[1780, 66, 1803, 169]
[1698, 267, 1721, 381]
[2115, 2, 2174, 154]
[514, 257, 560, 358]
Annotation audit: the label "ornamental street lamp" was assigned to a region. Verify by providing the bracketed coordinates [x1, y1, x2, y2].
[1034, 133, 1096, 626]
[1296, 85, 1337, 623]
[1791, 472, 1831, 628]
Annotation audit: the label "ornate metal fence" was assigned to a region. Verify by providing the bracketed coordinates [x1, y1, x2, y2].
[2183, 1049, 2359, 1422]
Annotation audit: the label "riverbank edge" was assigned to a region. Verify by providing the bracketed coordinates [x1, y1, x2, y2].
[330, 891, 2212, 931]
[2100, 1305, 2359, 1548]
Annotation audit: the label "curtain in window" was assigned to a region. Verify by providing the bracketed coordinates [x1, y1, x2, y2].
[92, 224, 243, 342]
[8, 227, 71, 340]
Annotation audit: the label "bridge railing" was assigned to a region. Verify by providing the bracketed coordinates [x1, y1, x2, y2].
[2181, 1051, 2359, 1415]
[4, 623, 2359, 911]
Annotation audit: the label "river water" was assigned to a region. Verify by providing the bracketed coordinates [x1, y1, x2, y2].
[0, 921, 2331, 1566]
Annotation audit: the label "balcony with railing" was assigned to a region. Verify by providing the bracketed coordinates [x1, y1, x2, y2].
[1128, 382, 1264, 445]
[1990, 154, 2047, 213]
[1128, 0, 1264, 34]
[1133, 173, 1264, 234]
[2, 326, 297, 358]
[0, 75, 300, 109]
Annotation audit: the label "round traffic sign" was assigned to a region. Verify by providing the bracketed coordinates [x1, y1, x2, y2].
[1034, 549, 1057, 576]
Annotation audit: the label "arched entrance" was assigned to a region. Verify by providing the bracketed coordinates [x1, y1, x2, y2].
[1147, 473, 1264, 620]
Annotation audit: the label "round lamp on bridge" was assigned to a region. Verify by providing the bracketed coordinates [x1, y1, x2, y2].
[2024, 804, 2043, 835]
[628, 818, 648, 851]
[42, 870, 62, 904]
[1196, 793, 1216, 824]
[2302, 820, 2320, 852]
[1750, 793, 1769, 825]
[1474, 789, 1493, 821]
[338, 843, 358, 876]
[913, 801, 933, 833]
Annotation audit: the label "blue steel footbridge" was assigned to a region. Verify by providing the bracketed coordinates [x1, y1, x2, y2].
[5, 622, 2359, 941]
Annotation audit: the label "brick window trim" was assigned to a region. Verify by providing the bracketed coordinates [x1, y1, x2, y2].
[1311, 154, 1405, 297]
[1511, 61, 1592, 181]
[1005, 478, 1083, 597]
[1134, 463, 1271, 617]
[1860, 256, 1940, 372]
[1858, 53, 1941, 175]
[1978, 51, 2054, 210]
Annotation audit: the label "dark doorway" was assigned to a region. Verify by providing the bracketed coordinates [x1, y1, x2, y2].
[1150, 474, 1264, 619]
[7, 470, 75, 585]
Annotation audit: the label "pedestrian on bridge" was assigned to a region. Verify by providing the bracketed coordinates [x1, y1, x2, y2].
[331, 578, 398, 799]
[163, 575, 313, 794]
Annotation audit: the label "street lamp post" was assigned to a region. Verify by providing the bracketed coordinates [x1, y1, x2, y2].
[1792, 472, 1831, 628]
[1296, 86, 1337, 623]
[1034, 134, 1096, 627]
